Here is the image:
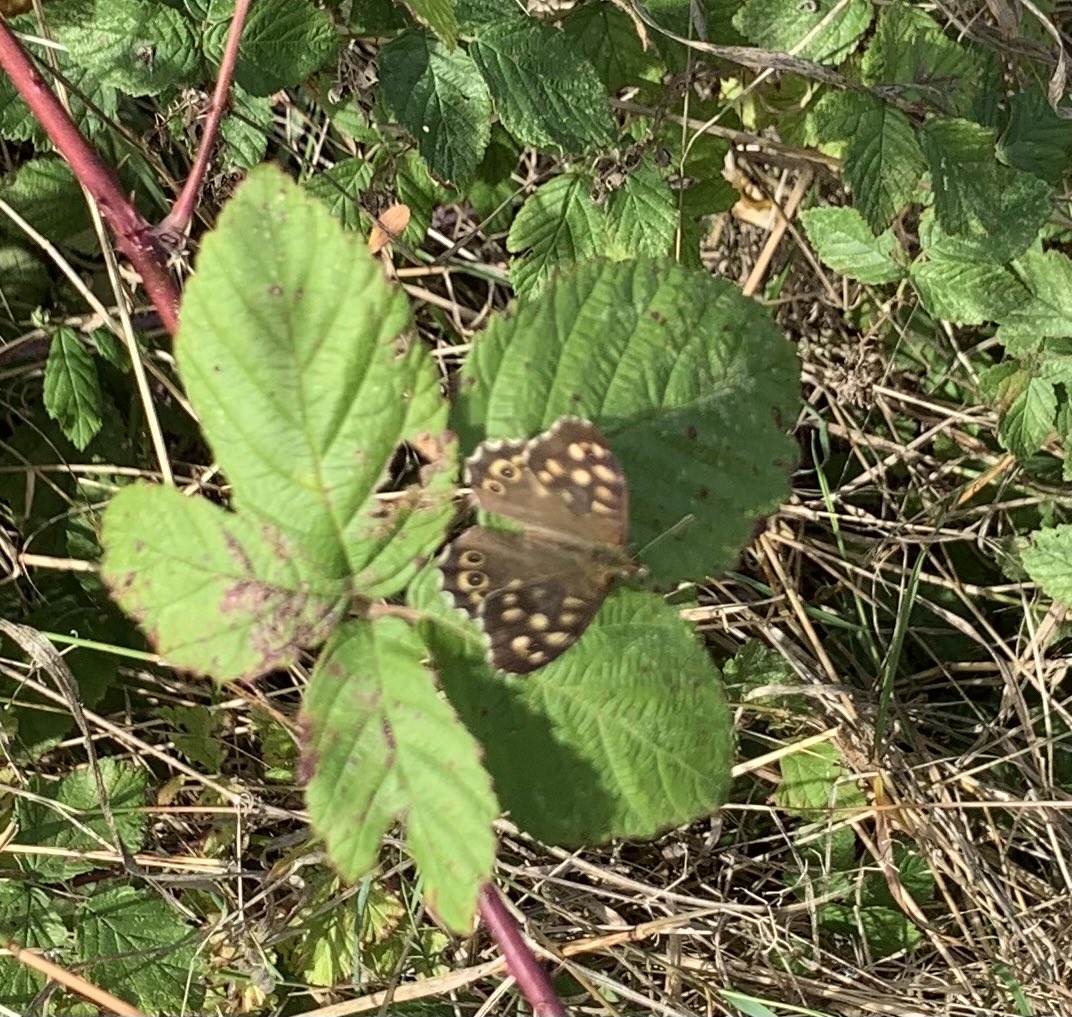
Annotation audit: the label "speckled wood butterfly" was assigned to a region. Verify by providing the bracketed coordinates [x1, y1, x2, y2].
[438, 417, 634, 674]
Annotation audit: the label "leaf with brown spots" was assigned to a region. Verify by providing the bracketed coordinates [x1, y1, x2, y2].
[300, 617, 497, 933]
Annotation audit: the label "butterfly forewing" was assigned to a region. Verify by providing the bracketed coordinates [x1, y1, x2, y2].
[438, 417, 631, 675]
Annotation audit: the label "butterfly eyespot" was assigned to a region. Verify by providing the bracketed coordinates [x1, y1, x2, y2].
[490, 460, 519, 481]
[461, 570, 488, 590]
[461, 549, 485, 566]
[482, 478, 506, 495]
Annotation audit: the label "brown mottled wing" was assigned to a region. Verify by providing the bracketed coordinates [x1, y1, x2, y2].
[437, 527, 610, 674]
[465, 417, 628, 549]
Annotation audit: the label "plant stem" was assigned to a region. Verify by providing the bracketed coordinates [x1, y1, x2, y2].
[157, 0, 251, 244]
[0, 16, 180, 334]
[478, 882, 568, 1016]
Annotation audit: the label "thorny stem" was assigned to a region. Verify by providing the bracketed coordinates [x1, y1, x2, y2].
[479, 882, 568, 1016]
[0, 16, 181, 334]
[156, 0, 251, 244]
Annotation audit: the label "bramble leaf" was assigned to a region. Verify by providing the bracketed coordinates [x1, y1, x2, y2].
[101, 166, 456, 681]
[734, 0, 871, 64]
[507, 173, 606, 298]
[380, 31, 492, 184]
[1022, 525, 1072, 603]
[800, 206, 905, 284]
[301, 617, 498, 933]
[606, 161, 677, 259]
[452, 257, 799, 584]
[414, 574, 733, 845]
[997, 87, 1072, 184]
[470, 19, 615, 152]
[43, 328, 103, 452]
[76, 886, 205, 1012]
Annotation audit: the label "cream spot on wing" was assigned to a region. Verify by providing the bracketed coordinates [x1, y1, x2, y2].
[594, 484, 615, 502]
[537, 470, 554, 485]
[562, 596, 587, 609]
[501, 607, 524, 622]
[561, 490, 575, 505]
[567, 442, 586, 461]
[510, 634, 531, 654]
[559, 612, 578, 626]
[592, 463, 617, 483]
[529, 613, 549, 630]
[571, 468, 592, 486]
[506, 579, 523, 590]
[545, 458, 566, 477]
[502, 592, 519, 607]
[528, 650, 547, 665]
[468, 592, 485, 606]
[591, 444, 609, 459]
[592, 501, 615, 515]
[545, 631, 571, 647]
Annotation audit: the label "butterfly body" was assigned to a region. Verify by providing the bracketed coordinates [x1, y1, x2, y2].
[438, 417, 632, 674]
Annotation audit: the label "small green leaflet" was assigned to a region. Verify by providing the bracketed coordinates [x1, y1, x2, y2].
[300, 617, 498, 933]
[304, 157, 375, 232]
[0, 884, 67, 1005]
[15, 757, 148, 880]
[404, 0, 459, 48]
[379, 31, 492, 185]
[203, 0, 338, 96]
[997, 87, 1072, 184]
[606, 161, 678, 259]
[43, 328, 104, 451]
[810, 92, 925, 233]
[507, 173, 605, 298]
[1022, 525, 1072, 604]
[800, 206, 905, 285]
[470, 19, 615, 153]
[75, 886, 206, 1012]
[997, 250, 1072, 346]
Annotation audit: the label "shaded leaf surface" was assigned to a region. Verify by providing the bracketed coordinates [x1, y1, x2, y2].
[452, 258, 799, 583]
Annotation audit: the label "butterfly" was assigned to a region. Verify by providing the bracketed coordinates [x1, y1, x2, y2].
[438, 417, 634, 674]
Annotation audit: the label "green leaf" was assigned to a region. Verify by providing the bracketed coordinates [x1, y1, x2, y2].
[159, 705, 225, 772]
[861, 4, 983, 117]
[562, 4, 662, 90]
[43, 327, 103, 452]
[811, 92, 925, 233]
[0, 884, 67, 1006]
[800, 206, 905, 284]
[416, 575, 733, 844]
[396, 148, 452, 245]
[301, 617, 498, 933]
[733, 0, 871, 64]
[49, 0, 199, 96]
[912, 259, 1026, 323]
[76, 886, 205, 1012]
[997, 87, 1072, 184]
[0, 158, 95, 250]
[819, 904, 922, 954]
[1022, 524, 1072, 603]
[0, 245, 49, 319]
[1000, 375, 1055, 459]
[470, 19, 615, 153]
[605, 161, 677, 259]
[919, 117, 1001, 235]
[219, 86, 272, 171]
[0, 52, 118, 145]
[778, 741, 865, 872]
[997, 250, 1072, 346]
[507, 173, 606, 298]
[204, 0, 339, 96]
[403, 0, 459, 47]
[15, 758, 148, 880]
[101, 166, 456, 681]
[304, 157, 375, 232]
[452, 258, 799, 584]
[380, 31, 491, 185]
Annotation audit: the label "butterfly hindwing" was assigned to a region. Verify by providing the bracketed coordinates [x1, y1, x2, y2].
[438, 527, 608, 673]
[438, 417, 631, 675]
